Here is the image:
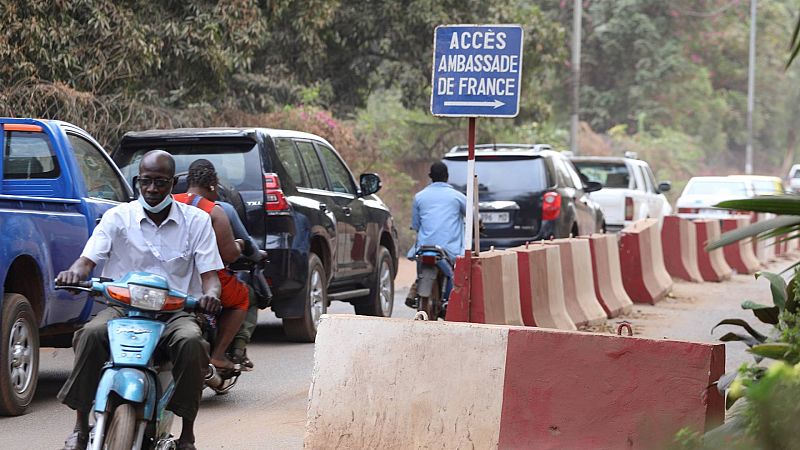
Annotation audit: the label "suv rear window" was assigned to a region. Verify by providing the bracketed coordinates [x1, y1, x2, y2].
[572, 161, 630, 188]
[443, 156, 548, 194]
[115, 141, 263, 191]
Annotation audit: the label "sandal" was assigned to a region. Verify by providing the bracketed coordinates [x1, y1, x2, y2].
[61, 430, 88, 450]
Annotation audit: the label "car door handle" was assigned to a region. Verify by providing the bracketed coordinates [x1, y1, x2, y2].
[319, 203, 327, 212]
[342, 206, 352, 216]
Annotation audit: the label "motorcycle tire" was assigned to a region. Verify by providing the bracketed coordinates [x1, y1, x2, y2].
[104, 403, 137, 450]
[417, 296, 435, 322]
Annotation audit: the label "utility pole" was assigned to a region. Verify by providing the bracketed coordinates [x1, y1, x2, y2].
[745, 0, 757, 174]
[570, 0, 582, 155]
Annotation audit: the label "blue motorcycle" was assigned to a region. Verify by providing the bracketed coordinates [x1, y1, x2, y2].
[56, 272, 200, 450]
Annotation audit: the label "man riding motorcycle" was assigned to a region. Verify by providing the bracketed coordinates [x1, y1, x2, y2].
[405, 161, 466, 310]
[56, 150, 223, 450]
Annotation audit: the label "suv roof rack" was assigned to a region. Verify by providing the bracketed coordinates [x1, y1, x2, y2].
[447, 143, 552, 153]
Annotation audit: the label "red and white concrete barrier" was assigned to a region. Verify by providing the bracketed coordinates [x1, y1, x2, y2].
[306, 315, 725, 449]
[444, 250, 524, 326]
[720, 217, 761, 275]
[619, 218, 673, 304]
[512, 244, 576, 330]
[549, 238, 607, 326]
[661, 215, 703, 282]
[752, 213, 776, 263]
[579, 234, 633, 318]
[694, 219, 733, 282]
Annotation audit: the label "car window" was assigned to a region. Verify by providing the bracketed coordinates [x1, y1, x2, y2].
[295, 141, 328, 190]
[564, 160, 585, 189]
[116, 141, 262, 191]
[752, 180, 782, 195]
[685, 180, 748, 196]
[572, 161, 630, 188]
[274, 138, 307, 188]
[443, 156, 549, 193]
[3, 130, 60, 179]
[68, 134, 128, 201]
[316, 143, 356, 195]
[638, 166, 654, 193]
[557, 159, 576, 188]
[643, 166, 658, 193]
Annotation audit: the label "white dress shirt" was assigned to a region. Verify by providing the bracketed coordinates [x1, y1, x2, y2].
[81, 199, 223, 298]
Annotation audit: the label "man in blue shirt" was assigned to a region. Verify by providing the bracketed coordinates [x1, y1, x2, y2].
[405, 162, 466, 308]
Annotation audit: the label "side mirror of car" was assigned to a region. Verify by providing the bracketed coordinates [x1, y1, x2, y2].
[584, 181, 603, 193]
[359, 173, 382, 196]
[658, 181, 672, 193]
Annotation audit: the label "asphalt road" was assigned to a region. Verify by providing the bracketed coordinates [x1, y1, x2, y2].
[0, 258, 786, 449]
[0, 285, 416, 450]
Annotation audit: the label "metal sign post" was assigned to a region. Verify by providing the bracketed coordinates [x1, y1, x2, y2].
[431, 24, 524, 254]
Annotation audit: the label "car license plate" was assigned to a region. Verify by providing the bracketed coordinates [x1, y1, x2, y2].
[480, 212, 510, 223]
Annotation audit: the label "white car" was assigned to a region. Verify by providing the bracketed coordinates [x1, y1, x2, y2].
[675, 176, 755, 220]
[787, 164, 800, 192]
[571, 155, 672, 232]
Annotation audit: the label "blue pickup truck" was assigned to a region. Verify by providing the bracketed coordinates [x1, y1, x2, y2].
[0, 118, 132, 415]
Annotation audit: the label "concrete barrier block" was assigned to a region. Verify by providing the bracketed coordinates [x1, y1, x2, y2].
[694, 219, 733, 282]
[619, 219, 673, 304]
[511, 244, 576, 330]
[306, 315, 725, 450]
[498, 326, 725, 449]
[550, 238, 607, 326]
[720, 217, 761, 274]
[305, 315, 507, 449]
[444, 254, 472, 323]
[476, 249, 524, 326]
[753, 213, 776, 263]
[661, 215, 703, 282]
[580, 234, 633, 317]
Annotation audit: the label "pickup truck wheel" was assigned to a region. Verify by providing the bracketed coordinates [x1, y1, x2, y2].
[283, 253, 327, 342]
[0, 293, 39, 416]
[353, 246, 394, 317]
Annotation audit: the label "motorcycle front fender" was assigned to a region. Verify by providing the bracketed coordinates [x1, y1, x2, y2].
[416, 266, 439, 298]
[94, 367, 157, 419]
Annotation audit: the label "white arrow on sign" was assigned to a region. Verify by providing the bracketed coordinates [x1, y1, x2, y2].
[443, 99, 505, 109]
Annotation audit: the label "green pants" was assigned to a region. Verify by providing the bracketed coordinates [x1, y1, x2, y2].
[57, 307, 209, 421]
[231, 289, 259, 351]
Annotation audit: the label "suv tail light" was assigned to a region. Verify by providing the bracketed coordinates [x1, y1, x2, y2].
[542, 192, 561, 221]
[264, 173, 290, 212]
[624, 197, 634, 221]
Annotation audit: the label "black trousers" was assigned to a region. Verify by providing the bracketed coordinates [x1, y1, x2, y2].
[57, 307, 209, 421]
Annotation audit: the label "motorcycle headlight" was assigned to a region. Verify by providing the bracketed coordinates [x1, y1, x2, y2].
[128, 284, 168, 311]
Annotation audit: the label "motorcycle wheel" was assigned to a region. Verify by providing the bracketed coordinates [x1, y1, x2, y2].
[430, 277, 442, 321]
[417, 295, 435, 321]
[104, 403, 136, 450]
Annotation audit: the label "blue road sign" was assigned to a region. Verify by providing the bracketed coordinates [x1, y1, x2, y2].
[431, 24, 524, 118]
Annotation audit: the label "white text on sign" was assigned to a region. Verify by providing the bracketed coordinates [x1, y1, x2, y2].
[436, 31, 520, 98]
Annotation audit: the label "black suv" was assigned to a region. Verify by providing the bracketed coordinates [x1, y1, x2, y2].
[113, 128, 399, 341]
[442, 144, 604, 250]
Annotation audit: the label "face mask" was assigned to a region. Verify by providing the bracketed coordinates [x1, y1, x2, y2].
[138, 193, 173, 214]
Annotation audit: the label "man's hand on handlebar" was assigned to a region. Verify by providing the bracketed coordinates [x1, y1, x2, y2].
[197, 295, 222, 315]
